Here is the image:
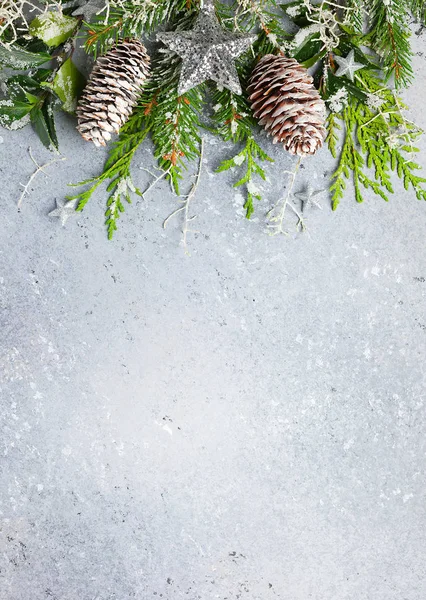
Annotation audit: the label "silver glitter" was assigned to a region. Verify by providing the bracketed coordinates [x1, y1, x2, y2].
[294, 185, 325, 212]
[49, 199, 78, 226]
[157, 0, 257, 95]
[334, 50, 364, 82]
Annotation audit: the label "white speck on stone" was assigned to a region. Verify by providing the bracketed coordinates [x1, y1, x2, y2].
[343, 439, 354, 451]
[403, 493, 413, 503]
[163, 424, 173, 436]
[62, 446, 72, 456]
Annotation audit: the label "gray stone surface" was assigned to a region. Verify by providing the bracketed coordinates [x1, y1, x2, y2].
[1, 36, 426, 600]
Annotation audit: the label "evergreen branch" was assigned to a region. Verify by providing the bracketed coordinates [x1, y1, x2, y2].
[326, 111, 340, 159]
[367, 0, 413, 87]
[216, 135, 272, 218]
[140, 52, 203, 193]
[328, 70, 426, 209]
[84, 0, 197, 56]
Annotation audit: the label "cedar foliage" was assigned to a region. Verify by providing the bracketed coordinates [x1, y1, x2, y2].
[1, 0, 426, 237]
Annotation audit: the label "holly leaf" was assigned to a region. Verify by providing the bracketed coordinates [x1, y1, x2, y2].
[0, 97, 37, 128]
[280, 2, 310, 27]
[6, 74, 43, 98]
[0, 45, 51, 69]
[30, 97, 58, 150]
[293, 33, 323, 63]
[29, 11, 79, 47]
[46, 58, 85, 114]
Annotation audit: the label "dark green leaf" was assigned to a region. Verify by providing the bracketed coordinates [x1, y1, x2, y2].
[0, 45, 51, 69]
[30, 98, 58, 150]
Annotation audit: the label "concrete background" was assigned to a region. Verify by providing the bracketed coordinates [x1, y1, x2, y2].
[1, 31, 426, 600]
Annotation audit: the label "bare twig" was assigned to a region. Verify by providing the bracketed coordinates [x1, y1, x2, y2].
[0, 1, 50, 47]
[163, 138, 204, 252]
[266, 156, 304, 235]
[140, 165, 172, 197]
[17, 148, 66, 210]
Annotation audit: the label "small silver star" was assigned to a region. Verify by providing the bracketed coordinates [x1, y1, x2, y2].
[334, 50, 364, 82]
[49, 198, 78, 226]
[294, 185, 325, 212]
[157, 0, 257, 95]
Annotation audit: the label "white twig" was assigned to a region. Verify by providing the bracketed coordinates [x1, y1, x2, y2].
[17, 148, 66, 210]
[140, 166, 171, 197]
[266, 156, 303, 236]
[163, 138, 205, 252]
[0, 1, 50, 47]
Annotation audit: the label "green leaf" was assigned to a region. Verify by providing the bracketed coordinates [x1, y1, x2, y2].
[29, 11, 79, 47]
[0, 98, 36, 128]
[293, 34, 323, 63]
[0, 45, 51, 69]
[30, 97, 58, 150]
[6, 74, 43, 97]
[47, 58, 85, 114]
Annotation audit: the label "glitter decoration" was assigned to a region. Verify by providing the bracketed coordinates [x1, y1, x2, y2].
[294, 185, 325, 212]
[157, 0, 257, 95]
[334, 49, 364, 82]
[48, 198, 78, 226]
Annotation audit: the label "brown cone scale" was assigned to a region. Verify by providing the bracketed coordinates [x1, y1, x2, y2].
[248, 54, 326, 157]
[76, 39, 150, 147]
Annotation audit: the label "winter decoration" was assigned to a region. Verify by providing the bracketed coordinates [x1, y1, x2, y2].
[76, 39, 150, 147]
[248, 54, 326, 157]
[157, 0, 256, 95]
[333, 49, 364, 82]
[294, 185, 325, 212]
[1, 0, 426, 240]
[48, 199, 78, 226]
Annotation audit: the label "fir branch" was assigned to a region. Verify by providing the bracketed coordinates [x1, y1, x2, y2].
[409, 0, 426, 22]
[140, 52, 203, 193]
[367, 0, 413, 88]
[84, 0, 196, 57]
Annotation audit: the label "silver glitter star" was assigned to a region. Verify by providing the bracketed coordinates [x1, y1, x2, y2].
[157, 0, 257, 95]
[49, 199, 78, 226]
[294, 185, 325, 212]
[334, 50, 364, 82]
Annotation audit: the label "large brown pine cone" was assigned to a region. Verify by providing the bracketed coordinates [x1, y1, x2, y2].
[248, 54, 326, 157]
[76, 39, 150, 147]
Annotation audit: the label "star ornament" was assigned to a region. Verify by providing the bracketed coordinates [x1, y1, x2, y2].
[294, 185, 325, 212]
[49, 198, 78, 226]
[334, 50, 364, 82]
[157, 0, 257, 95]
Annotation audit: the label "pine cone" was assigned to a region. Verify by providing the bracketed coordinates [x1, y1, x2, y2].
[248, 54, 326, 157]
[77, 40, 150, 147]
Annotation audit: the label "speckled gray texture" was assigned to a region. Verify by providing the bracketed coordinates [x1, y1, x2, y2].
[1, 37, 426, 600]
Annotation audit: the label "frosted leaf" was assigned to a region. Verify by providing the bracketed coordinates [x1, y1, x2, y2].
[233, 154, 245, 166]
[247, 179, 260, 196]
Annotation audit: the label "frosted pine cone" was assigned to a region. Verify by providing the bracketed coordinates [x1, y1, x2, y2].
[248, 54, 326, 157]
[77, 40, 150, 147]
